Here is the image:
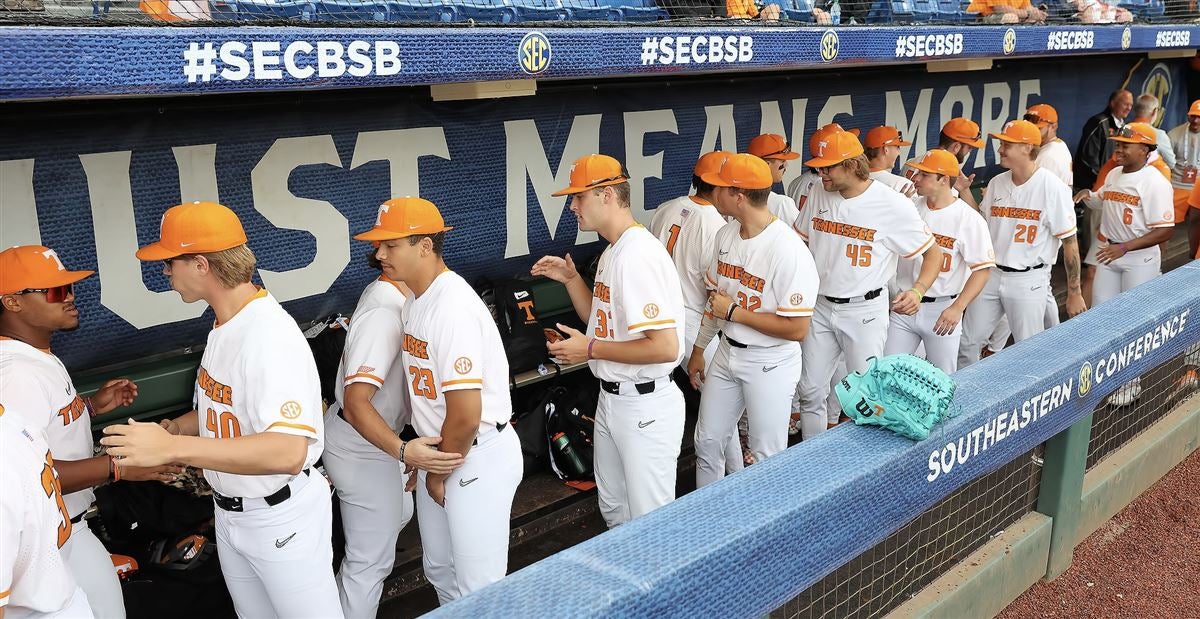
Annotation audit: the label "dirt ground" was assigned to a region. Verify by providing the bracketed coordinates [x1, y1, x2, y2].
[998, 449, 1200, 619]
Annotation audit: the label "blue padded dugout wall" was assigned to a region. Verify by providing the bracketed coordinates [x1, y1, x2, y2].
[432, 263, 1200, 618]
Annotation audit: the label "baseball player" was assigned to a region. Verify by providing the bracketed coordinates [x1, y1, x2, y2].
[863, 126, 916, 195]
[0, 245, 182, 619]
[532, 154, 686, 528]
[686, 153, 819, 487]
[1, 403, 95, 619]
[1167, 99, 1200, 258]
[792, 130, 942, 440]
[1026, 104, 1073, 187]
[649, 151, 744, 471]
[884, 149, 994, 373]
[352, 197, 521, 604]
[904, 117, 986, 209]
[101, 201, 343, 618]
[958, 121, 1087, 370]
[788, 124, 859, 213]
[747, 133, 801, 224]
[322, 239, 465, 618]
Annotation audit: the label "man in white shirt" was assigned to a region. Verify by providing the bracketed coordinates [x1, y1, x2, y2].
[748, 133, 801, 224]
[903, 117, 987, 209]
[1167, 99, 1200, 258]
[787, 124, 859, 214]
[1026, 103, 1073, 187]
[863, 125, 916, 195]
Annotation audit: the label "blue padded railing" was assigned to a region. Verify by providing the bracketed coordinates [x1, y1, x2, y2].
[430, 262, 1200, 617]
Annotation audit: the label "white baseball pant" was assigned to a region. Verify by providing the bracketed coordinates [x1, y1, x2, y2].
[790, 354, 846, 428]
[321, 415, 413, 619]
[796, 295, 890, 440]
[884, 297, 961, 374]
[594, 380, 685, 528]
[1092, 246, 1161, 305]
[695, 338, 802, 488]
[683, 308, 743, 474]
[415, 426, 521, 605]
[959, 268, 1051, 368]
[986, 289, 1059, 353]
[62, 523, 125, 619]
[214, 471, 343, 619]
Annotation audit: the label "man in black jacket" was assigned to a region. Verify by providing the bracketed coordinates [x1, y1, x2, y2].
[1074, 89, 1132, 190]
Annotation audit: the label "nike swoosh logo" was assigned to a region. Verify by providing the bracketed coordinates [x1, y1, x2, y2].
[1030, 286, 1042, 291]
[762, 365, 778, 372]
[719, 250, 730, 255]
[637, 420, 655, 428]
[818, 209, 829, 215]
[274, 533, 297, 548]
[65, 385, 72, 395]
[407, 224, 423, 230]
[179, 242, 195, 247]
[459, 477, 478, 487]
[862, 317, 876, 324]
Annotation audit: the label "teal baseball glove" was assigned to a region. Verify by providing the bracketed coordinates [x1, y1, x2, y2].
[834, 354, 955, 441]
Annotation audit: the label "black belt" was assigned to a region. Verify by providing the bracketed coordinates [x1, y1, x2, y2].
[214, 469, 309, 512]
[824, 288, 883, 304]
[726, 335, 749, 348]
[600, 379, 660, 395]
[70, 512, 87, 525]
[996, 263, 1046, 273]
[474, 422, 508, 446]
[921, 294, 959, 303]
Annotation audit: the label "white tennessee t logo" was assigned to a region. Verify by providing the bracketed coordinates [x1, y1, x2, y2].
[41, 249, 66, 271]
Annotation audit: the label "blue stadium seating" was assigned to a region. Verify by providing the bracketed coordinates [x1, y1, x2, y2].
[453, 0, 519, 22]
[618, 0, 668, 20]
[1121, 0, 1166, 20]
[220, 0, 315, 20]
[781, 0, 816, 22]
[560, 0, 623, 20]
[934, 0, 971, 21]
[866, 0, 916, 23]
[909, 0, 935, 20]
[315, 0, 386, 19]
[509, 0, 571, 20]
[387, 0, 459, 21]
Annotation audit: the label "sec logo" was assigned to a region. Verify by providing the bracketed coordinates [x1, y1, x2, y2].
[519, 32, 552, 75]
[820, 30, 839, 63]
[1141, 63, 1172, 127]
[454, 357, 474, 375]
[643, 303, 660, 319]
[280, 401, 303, 419]
[1003, 28, 1017, 55]
[1077, 362, 1093, 397]
[1121, 26, 1132, 50]
[790, 293, 804, 306]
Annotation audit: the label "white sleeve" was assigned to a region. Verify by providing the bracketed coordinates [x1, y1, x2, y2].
[618, 244, 683, 335]
[881, 197, 936, 259]
[962, 210, 997, 271]
[703, 225, 723, 293]
[793, 194, 815, 240]
[1157, 130, 1176, 169]
[241, 336, 321, 440]
[1045, 180, 1079, 239]
[434, 307, 487, 393]
[1145, 177, 1176, 228]
[694, 211, 725, 293]
[342, 308, 402, 389]
[772, 242, 820, 317]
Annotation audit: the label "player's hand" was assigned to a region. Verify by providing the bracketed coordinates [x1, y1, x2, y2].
[547, 323, 589, 365]
[1066, 292, 1087, 318]
[954, 173, 975, 196]
[530, 253, 579, 284]
[1072, 189, 1093, 204]
[1095, 242, 1126, 265]
[159, 418, 181, 435]
[90, 378, 139, 415]
[100, 419, 176, 468]
[119, 462, 186, 483]
[403, 437, 464, 475]
[891, 290, 920, 316]
[933, 304, 965, 336]
[709, 290, 735, 321]
[686, 349, 707, 390]
[405, 470, 418, 493]
[426, 473, 448, 507]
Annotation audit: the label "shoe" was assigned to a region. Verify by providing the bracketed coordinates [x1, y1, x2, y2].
[1105, 379, 1142, 407]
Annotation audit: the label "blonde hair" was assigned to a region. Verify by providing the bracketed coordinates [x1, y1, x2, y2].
[843, 155, 871, 181]
[203, 245, 256, 289]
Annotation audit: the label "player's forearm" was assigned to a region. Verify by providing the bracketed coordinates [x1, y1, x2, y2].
[729, 308, 810, 341]
[692, 311, 721, 351]
[564, 274, 593, 323]
[343, 389, 404, 461]
[1120, 227, 1174, 252]
[592, 329, 679, 365]
[174, 410, 200, 436]
[951, 269, 990, 312]
[440, 390, 483, 459]
[1062, 236, 1083, 294]
[914, 244, 944, 292]
[169, 432, 308, 476]
[55, 455, 111, 494]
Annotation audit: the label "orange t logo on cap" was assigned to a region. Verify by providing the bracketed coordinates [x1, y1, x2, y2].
[0, 245, 94, 295]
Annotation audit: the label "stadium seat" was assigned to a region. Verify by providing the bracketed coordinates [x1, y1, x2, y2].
[560, 0, 622, 20]
[314, 0, 387, 19]
[452, 0, 519, 22]
[224, 0, 314, 20]
[909, 0, 935, 19]
[387, 0, 458, 21]
[1040, 0, 1075, 20]
[618, 0, 668, 20]
[866, 0, 915, 22]
[509, 0, 571, 20]
[780, 0, 816, 21]
[934, 0, 970, 21]
[1121, 0, 1166, 20]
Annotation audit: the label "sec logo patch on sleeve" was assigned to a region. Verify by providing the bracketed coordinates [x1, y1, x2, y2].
[643, 303, 660, 319]
[790, 293, 804, 306]
[280, 401, 302, 419]
[454, 357, 473, 375]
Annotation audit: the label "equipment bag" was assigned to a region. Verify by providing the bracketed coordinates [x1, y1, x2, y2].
[476, 278, 550, 375]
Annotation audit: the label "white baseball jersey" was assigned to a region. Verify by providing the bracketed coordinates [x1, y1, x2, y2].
[0, 339, 95, 518]
[650, 196, 727, 315]
[195, 290, 325, 499]
[1036, 138, 1073, 187]
[897, 197, 995, 297]
[980, 167, 1077, 269]
[587, 225, 686, 383]
[401, 270, 512, 439]
[1085, 165, 1175, 243]
[1167, 123, 1200, 189]
[869, 169, 915, 195]
[704, 218, 820, 347]
[796, 180, 935, 298]
[0, 411, 85, 619]
[328, 277, 411, 456]
[766, 192, 799, 226]
[787, 170, 821, 214]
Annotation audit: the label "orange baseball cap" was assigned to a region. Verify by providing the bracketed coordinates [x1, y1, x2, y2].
[552, 154, 629, 197]
[701, 153, 773, 190]
[135, 201, 248, 261]
[1110, 122, 1157, 146]
[748, 134, 800, 160]
[0, 245, 94, 295]
[805, 130, 866, 168]
[353, 197, 454, 242]
[942, 118, 985, 148]
[808, 123, 860, 157]
[864, 126, 912, 148]
[1189, 100, 1200, 117]
[694, 151, 732, 177]
[990, 119, 1042, 146]
[1024, 104, 1058, 125]
[905, 149, 961, 177]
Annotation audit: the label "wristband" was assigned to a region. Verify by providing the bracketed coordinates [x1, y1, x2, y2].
[909, 288, 924, 299]
[109, 456, 122, 482]
[84, 396, 96, 417]
[725, 304, 737, 322]
[587, 338, 596, 360]
[397, 440, 407, 467]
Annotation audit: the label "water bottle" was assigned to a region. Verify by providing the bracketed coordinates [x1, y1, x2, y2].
[552, 432, 588, 478]
[830, 0, 841, 25]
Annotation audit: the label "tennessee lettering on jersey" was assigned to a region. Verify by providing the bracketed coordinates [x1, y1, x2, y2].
[593, 281, 612, 303]
[56, 396, 85, 426]
[810, 218, 877, 242]
[402, 334, 430, 360]
[1100, 191, 1140, 206]
[714, 261, 766, 293]
[989, 206, 1043, 221]
[197, 367, 233, 405]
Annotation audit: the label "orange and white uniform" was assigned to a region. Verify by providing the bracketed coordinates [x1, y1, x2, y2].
[0, 405, 93, 619]
[322, 276, 412, 619]
[1037, 138, 1073, 187]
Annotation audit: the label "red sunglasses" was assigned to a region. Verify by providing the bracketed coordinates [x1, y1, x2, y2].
[14, 283, 74, 303]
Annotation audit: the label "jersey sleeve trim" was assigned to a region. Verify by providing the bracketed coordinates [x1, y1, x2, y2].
[264, 421, 317, 435]
[0, 588, 9, 601]
[344, 372, 384, 387]
[902, 235, 936, 259]
[1147, 220, 1174, 228]
[628, 318, 677, 333]
[1052, 226, 1078, 239]
[442, 378, 483, 388]
[969, 260, 996, 271]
